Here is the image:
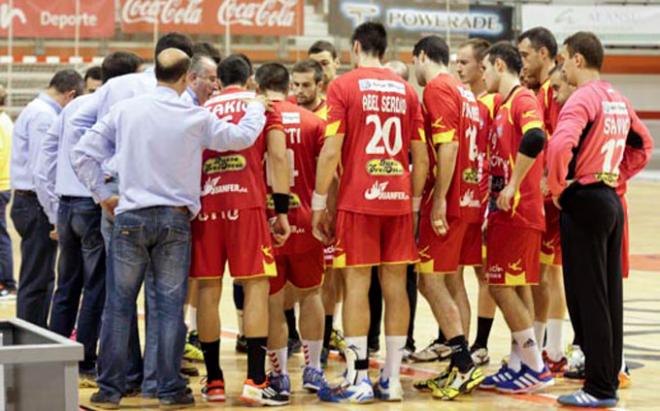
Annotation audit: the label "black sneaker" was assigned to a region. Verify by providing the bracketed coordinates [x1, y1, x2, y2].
[188, 330, 201, 350]
[90, 391, 120, 409]
[236, 335, 248, 354]
[287, 338, 302, 357]
[123, 386, 142, 398]
[159, 389, 195, 409]
[180, 361, 199, 377]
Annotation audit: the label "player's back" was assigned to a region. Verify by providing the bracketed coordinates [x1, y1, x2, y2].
[326, 66, 424, 215]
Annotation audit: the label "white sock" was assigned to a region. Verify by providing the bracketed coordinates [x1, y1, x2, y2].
[345, 336, 368, 382]
[236, 309, 244, 336]
[546, 319, 564, 361]
[187, 306, 197, 333]
[620, 351, 626, 373]
[267, 347, 288, 375]
[508, 338, 522, 372]
[513, 328, 544, 372]
[302, 339, 323, 369]
[533, 321, 546, 350]
[333, 303, 342, 329]
[382, 336, 406, 381]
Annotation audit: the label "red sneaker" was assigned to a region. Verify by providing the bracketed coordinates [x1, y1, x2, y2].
[202, 379, 225, 402]
[543, 350, 568, 375]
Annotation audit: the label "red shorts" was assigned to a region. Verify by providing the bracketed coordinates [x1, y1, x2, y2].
[190, 208, 277, 280]
[462, 223, 483, 267]
[333, 210, 418, 268]
[486, 224, 541, 286]
[270, 246, 325, 295]
[418, 217, 478, 274]
[621, 195, 629, 279]
[323, 245, 335, 264]
[541, 199, 562, 267]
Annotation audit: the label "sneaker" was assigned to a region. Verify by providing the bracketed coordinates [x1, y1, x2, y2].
[201, 379, 225, 402]
[320, 347, 329, 368]
[410, 338, 453, 362]
[542, 350, 568, 375]
[268, 372, 291, 398]
[413, 365, 451, 392]
[470, 345, 490, 366]
[183, 342, 204, 362]
[159, 390, 195, 409]
[495, 364, 554, 394]
[288, 338, 302, 357]
[329, 329, 347, 353]
[368, 340, 380, 356]
[431, 366, 485, 400]
[557, 389, 618, 408]
[302, 366, 327, 393]
[318, 377, 374, 404]
[566, 344, 585, 370]
[239, 379, 290, 406]
[90, 391, 120, 409]
[479, 364, 517, 390]
[79, 372, 98, 388]
[236, 335, 248, 354]
[180, 360, 199, 377]
[619, 368, 631, 389]
[123, 386, 141, 398]
[0, 285, 16, 299]
[188, 330, 201, 350]
[373, 376, 403, 402]
[401, 346, 414, 363]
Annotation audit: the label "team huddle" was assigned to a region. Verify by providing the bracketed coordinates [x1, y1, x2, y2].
[8, 19, 654, 410]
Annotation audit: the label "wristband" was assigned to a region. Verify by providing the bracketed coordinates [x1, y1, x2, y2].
[311, 191, 328, 211]
[272, 193, 290, 214]
[412, 196, 422, 212]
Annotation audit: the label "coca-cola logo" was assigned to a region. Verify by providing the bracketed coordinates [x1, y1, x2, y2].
[0, 4, 27, 29]
[218, 0, 297, 28]
[122, 0, 203, 25]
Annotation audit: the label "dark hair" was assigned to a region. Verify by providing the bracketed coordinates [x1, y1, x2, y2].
[486, 41, 523, 75]
[84, 66, 102, 82]
[155, 32, 194, 60]
[101, 51, 142, 83]
[291, 59, 323, 83]
[235, 53, 253, 75]
[459, 38, 491, 62]
[519, 27, 558, 59]
[155, 54, 191, 83]
[413, 35, 450, 65]
[49, 69, 84, 96]
[351, 22, 387, 59]
[193, 41, 222, 64]
[218, 54, 251, 87]
[255, 62, 290, 93]
[564, 31, 604, 70]
[308, 40, 338, 59]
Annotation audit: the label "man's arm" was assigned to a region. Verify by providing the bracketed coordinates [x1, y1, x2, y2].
[204, 100, 266, 152]
[34, 114, 63, 224]
[266, 127, 291, 246]
[618, 101, 654, 183]
[69, 90, 102, 145]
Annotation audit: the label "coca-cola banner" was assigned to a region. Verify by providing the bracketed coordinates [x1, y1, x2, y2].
[120, 0, 304, 36]
[0, 0, 115, 38]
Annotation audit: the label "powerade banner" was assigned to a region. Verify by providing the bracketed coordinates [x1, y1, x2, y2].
[329, 1, 513, 42]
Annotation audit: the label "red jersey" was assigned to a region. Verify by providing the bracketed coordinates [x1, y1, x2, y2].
[325, 66, 425, 216]
[488, 86, 546, 232]
[537, 79, 560, 135]
[547, 80, 654, 197]
[201, 86, 283, 211]
[312, 99, 329, 121]
[421, 73, 481, 223]
[477, 93, 502, 205]
[266, 100, 325, 255]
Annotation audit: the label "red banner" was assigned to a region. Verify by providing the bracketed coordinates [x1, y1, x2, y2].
[120, 0, 304, 36]
[0, 0, 115, 39]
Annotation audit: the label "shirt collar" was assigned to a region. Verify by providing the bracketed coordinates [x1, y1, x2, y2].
[186, 86, 199, 105]
[38, 92, 62, 114]
[155, 86, 183, 99]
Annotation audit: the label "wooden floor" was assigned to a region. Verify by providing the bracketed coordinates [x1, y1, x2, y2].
[2, 181, 660, 410]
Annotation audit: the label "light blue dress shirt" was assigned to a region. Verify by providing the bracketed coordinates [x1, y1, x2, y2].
[181, 86, 199, 107]
[34, 94, 94, 224]
[71, 86, 266, 217]
[10, 93, 62, 190]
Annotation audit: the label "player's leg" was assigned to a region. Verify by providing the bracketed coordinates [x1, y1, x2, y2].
[183, 279, 203, 362]
[367, 266, 383, 355]
[545, 264, 568, 373]
[471, 264, 496, 365]
[532, 265, 550, 349]
[283, 284, 301, 355]
[233, 282, 247, 353]
[321, 266, 336, 365]
[266, 274, 290, 403]
[447, 267, 470, 341]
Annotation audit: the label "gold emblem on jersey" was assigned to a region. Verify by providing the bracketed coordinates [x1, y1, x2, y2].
[266, 193, 301, 209]
[462, 167, 478, 184]
[366, 158, 404, 176]
[595, 172, 619, 187]
[203, 154, 247, 174]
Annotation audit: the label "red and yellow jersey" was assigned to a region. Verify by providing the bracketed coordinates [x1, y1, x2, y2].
[325, 66, 425, 216]
[477, 93, 502, 207]
[421, 73, 481, 223]
[537, 78, 560, 136]
[488, 86, 545, 232]
[312, 98, 329, 121]
[201, 86, 282, 211]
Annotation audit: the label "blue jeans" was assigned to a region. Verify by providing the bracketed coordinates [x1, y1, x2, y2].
[97, 207, 190, 401]
[0, 191, 14, 288]
[49, 197, 105, 373]
[10, 192, 56, 327]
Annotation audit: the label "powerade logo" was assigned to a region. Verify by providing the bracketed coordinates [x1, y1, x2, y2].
[203, 154, 247, 174]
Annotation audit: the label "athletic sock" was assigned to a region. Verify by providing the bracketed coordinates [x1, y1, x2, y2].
[474, 316, 494, 349]
[333, 303, 342, 329]
[323, 315, 333, 348]
[513, 328, 544, 372]
[302, 339, 323, 369]
[285, 309, 300, 341]
[533, 321, 546, 350]
[246, 337, 268, 384]
[236, 310, 244, 337]
[620, 351, 627, 373]
[437, 329, 446, 343]
[200, 340, 224, 381]
[546, 319, 564, 361]
[267, 347, 288, 375]
[508, 339, 522, 372]
[345, 336, 368, 382]
[447, 335, 472, 373]
[381, 336, 406, 380]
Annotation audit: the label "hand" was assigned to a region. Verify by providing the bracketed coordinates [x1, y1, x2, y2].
[101, 195, 119, 219]
[271, 214, 291, 247]
[552, 196, 562, 210]
[496, 184, 516, 212]
[431, 197, 448, 236]
[312, 209, 334, 245]
[49, 228, 59, 241]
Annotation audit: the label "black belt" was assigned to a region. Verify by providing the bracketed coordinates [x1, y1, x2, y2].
[60, 195, 92, 202]
[14, 190, 36, 197]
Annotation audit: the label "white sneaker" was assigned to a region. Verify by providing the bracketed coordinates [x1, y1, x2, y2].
[410, 339, 453, 362]
[373, 373, 403, 402]
[470, 346, 490, 366]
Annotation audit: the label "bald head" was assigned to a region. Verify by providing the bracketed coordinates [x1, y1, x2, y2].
[156, 48, 191, 84]
[385, 60, 410, 81]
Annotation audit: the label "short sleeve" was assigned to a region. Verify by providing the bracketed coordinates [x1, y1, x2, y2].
[408, 87, 426, 143]
[423, 82, 460, 145]
[265, 108, 283, 133]
[514, 92, 544, 135]
[324, 80, 346, 138]
[314, 118, 325, 157]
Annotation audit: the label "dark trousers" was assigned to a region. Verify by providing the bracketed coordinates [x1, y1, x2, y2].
[49, 197, 106, 373]
[0, 191, 14, 288]
[560, 183, 623, 399]
[11, 192, 57, 327]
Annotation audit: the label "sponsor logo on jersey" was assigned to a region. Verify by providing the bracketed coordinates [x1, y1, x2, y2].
[196, 209, 240, 222]
[462, 167, 478, 184]
[201, 176, 248, 196]
[602, 101, 627, 115]
[358, 78, 406, 95]
[364, 181, 409, 201]
[459, 189, 481, 208]
[366, 158, 404, 176]
[203, 154, 247, 174]
[281, 111, 301, 125]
